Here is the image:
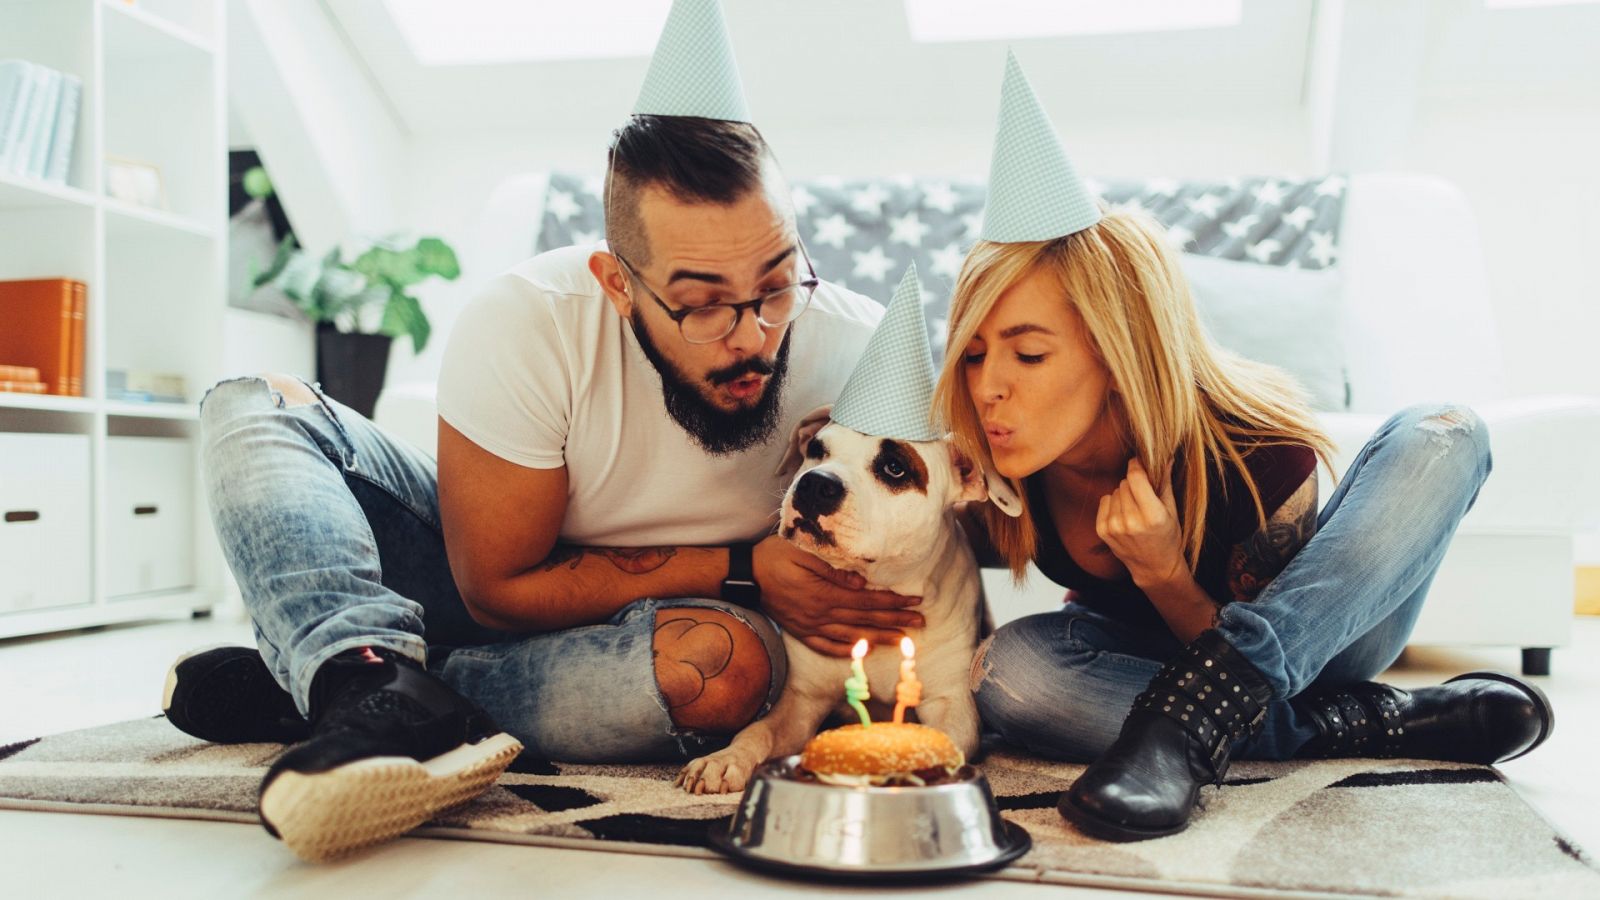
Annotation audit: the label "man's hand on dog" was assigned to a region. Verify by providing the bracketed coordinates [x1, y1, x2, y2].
[754, 534, 922, 656]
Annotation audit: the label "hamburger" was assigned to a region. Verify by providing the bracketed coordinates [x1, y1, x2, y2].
[798, 723, 967, 787]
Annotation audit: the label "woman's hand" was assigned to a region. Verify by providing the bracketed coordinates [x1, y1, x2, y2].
[1097, 457, 1186, 590]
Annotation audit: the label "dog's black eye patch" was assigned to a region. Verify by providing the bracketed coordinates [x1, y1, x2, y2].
[805, 437, 827, 460]
[873, 439, 929, 495]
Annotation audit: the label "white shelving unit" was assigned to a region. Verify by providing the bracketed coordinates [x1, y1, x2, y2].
[0, 0, 226, 639]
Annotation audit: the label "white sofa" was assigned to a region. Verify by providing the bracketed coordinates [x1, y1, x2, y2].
[377, 172, 1600, 675]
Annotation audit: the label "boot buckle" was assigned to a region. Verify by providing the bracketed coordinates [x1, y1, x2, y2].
[1208, 735, 1230, 771]
[1247, 705, 1267, 732]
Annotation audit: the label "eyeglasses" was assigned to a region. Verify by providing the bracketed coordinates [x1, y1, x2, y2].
[613, 245, 820, 345]
[606, 120, 820, 345]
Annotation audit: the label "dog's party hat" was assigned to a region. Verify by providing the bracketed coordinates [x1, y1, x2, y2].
[632, 0, 750, 123]
[978, 51, 1102, 243]
[831, 265, 941, 442]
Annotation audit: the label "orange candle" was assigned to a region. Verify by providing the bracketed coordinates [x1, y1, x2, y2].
[892, 636, 921, 724]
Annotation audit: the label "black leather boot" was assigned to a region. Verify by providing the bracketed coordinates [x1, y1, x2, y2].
[1059, 630, 1275, 842]
[1293, 671, 1553, 764]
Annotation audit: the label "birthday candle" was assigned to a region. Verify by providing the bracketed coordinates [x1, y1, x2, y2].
[844, 638, 872, 727]
[893, 636, 921, 724]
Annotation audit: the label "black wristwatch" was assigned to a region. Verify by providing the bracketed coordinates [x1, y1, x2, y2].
[721, 542, 761, 609]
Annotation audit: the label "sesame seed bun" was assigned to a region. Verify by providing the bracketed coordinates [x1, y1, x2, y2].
[799, 723, 963, 779]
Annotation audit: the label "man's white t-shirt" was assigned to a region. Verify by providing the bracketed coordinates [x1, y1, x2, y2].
[437, 243, 884, 547]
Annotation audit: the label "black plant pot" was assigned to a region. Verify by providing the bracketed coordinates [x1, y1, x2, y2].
[315, 323, 392, 419]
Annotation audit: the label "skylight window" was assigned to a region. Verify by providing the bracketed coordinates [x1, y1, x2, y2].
[383, 0, 672, 66]
[903, 0, 1243, 43]
[1483, 0, 1600, 7]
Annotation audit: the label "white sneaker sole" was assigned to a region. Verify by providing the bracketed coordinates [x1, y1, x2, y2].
[259, 731, 524, 862]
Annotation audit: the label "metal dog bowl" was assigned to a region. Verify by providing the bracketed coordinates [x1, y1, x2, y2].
[709, 755, 1030, 881]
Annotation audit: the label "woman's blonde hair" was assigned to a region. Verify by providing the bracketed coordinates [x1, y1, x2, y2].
[933, 208, 1336, 580]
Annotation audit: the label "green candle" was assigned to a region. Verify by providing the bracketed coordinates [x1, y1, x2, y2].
[845, 638, 872, 727]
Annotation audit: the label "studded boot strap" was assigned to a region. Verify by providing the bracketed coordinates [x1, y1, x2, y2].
[1295, 682, 1407, 758]
[1132, 631, 1274, 782]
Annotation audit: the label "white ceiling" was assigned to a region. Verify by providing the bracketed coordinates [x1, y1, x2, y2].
[320, 0, 1316, 136]
[319, 0, 1600, 138]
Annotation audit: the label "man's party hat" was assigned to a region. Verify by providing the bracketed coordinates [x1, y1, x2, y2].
[978, 51, 1101, 243]
[831, 266, 940, 442]
[632, 0, 750, 123]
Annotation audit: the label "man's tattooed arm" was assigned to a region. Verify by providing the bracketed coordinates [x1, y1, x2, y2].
[534, 545, 679, 575]
[467, 541, 726, 634]
[1225, 474, 1319, 602]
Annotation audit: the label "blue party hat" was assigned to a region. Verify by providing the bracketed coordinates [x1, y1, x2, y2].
[632, 0, 750, 122]
[831, 265, 940, 442]
[979, 51, 1101, 242]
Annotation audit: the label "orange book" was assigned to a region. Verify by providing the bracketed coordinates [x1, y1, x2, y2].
[68, 281, 85, 396]
[0, 278, 82, 396]
[0, 379, 48, 394]
[0, 364, 41, 381]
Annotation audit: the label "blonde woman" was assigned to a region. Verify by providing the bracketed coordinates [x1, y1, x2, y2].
[935, 208, 1553, 842]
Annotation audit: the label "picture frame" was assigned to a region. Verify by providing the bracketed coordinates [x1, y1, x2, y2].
[104, 155, 166, 209]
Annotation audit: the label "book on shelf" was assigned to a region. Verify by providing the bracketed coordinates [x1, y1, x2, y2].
[0, 364, 41, 382]
[0, 61, 37, 174]
[0, 60, 83, 184]
[0, 379, 48, 394]
[45, 71, 81, 183]
[69, 284, 84, 395]
[106, 369, 188, 404]
[0, 278, 87, 396]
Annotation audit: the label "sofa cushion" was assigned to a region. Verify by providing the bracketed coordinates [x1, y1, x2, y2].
[1181, 253, 1349, 411]
[1318, 398, 1600, 535]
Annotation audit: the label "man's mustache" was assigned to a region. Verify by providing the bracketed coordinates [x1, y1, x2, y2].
[707, 355, 777, 386]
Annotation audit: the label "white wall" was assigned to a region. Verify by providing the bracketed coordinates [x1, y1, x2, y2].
[229, 0, 405, 251]
[1406, 98, 1600, 401]
[1405, 95, 1600, 565]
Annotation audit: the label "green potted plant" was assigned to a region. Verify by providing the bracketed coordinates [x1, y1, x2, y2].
[254, 232, 461, 418]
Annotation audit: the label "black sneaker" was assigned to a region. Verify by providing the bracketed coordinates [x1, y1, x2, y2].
[257, 646, 522, 862]
[163, 645, 310, 744]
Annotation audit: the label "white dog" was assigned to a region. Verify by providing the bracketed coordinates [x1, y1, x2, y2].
[677, 410, 1020, 794]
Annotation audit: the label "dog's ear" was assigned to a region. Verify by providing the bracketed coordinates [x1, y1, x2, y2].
[984, 470, 1024, 517]
[775, 405, 833, 478]
[947, 442, 1023, 516]
[948, 442, 989, 504]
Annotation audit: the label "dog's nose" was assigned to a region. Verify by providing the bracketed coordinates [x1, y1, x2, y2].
[793, 469, 846, 519]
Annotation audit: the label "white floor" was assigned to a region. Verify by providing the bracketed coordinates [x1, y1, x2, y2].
[2, 610, 1596, 899]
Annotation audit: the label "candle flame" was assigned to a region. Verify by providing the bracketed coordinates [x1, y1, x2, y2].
[900, 636, 915, 658]
[851, 638, 869, 660]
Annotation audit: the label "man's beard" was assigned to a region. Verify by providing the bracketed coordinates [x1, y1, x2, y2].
[630, 310, 792, 456]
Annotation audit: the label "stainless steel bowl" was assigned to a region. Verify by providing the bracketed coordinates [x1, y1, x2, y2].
[709, 755, 1030, 880]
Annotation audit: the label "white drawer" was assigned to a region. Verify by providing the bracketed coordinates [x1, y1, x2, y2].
[106, 436, 195, 597]
[0, 433, 93, 614]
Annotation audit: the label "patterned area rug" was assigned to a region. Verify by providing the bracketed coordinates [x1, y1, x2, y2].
[0, 717, 1594, 898]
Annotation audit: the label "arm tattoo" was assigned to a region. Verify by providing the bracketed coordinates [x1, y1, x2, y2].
[1226, 475, 1318, 602]
[534, 544, 679, 575]
[535, 545, 585, 572]
[603, 547, 679, 574]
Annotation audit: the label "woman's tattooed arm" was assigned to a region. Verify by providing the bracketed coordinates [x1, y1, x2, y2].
[1225, 474, 1319, 602]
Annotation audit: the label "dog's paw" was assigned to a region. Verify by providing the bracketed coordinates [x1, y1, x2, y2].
[676, 751, 755, 795]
